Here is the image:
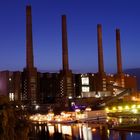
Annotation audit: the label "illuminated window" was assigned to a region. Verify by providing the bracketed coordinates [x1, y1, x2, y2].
[103, 88, 106, 91]
[103, 85, 106, 87]
[121, 79, 125, 87]
[82, 87, 90, 92]
[67, 78, 71, 83]
[9, 78, 12, 81]
[9, 93, 14, 101]
[81, 77, 89, 85]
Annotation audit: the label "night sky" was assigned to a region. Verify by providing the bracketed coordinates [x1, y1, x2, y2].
[0, 0, 140, 73]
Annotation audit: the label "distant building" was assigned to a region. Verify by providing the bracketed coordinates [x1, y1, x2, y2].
[0, 71, 21, 101]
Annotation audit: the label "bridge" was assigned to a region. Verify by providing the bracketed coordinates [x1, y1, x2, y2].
[70, 83, 132, 110]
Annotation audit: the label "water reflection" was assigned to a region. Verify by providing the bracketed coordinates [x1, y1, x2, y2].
[48, 125, 54, 136]
[28, 123, 109, 140]
[27, 122, 140, 140]
[1, 121, 140, 140]
[82, 124, 92, 140]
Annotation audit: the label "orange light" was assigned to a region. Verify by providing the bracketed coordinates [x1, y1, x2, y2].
[132, 96, 136, 101]
[92, 128, 96, 132]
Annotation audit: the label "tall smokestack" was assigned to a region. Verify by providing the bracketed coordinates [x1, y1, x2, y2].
[62, 15, 69, 72]
[26, 5, 34, 69]
[116, 29, 123, 74]
[97, 24, 104, 74]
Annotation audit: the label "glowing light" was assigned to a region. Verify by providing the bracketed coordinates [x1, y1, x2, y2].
[107, 129, 110, 137]
[48, 125, 54, 136]
[9, 92, 14, 101]
[118, 106, 123, 111]
[77, 96, 81, 98]
[45, 126, 47, 132]
[95, 94, 101, 98]
[92, 128, 96, 132]
[112, 107, 116, 111]
[132, 108, 138, 114]
[119, 118, 122, 123]
[68, 96, 72, 99]
[75, 109, 81, 112]
[71, 102, 75, 105]
[124, 105, 130, 110]
[39, 126, 42, 131]
[58, 124, 61, 133]
[85, 107, 92, 112]
[137, 105, 140, 108]
[132, 96, 136, 101]
[61, 112, 65, 116]
[81, 77, 89, 85]
[35, 105, 40, 110]
[88, 127, 91, 130]
[82, 125, 92, 140]
[82, 86, 90, 92]
[105, 107, 109, 113]
[131, 105, 136, 109]
[62, 125, 72, 136]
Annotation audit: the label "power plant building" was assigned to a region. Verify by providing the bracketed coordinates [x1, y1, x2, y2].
[0, 5, 137, 106]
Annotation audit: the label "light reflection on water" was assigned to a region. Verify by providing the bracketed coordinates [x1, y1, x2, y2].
[28, 122, 140, 140]
[48, 125, 54, 136]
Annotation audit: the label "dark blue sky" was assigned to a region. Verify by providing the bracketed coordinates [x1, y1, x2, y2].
[0, 0, 140, 73]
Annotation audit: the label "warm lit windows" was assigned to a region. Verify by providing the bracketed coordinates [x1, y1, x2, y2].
[81, 77, 89, 85]
[121, 78, 125, 87]
[82, 87, 90, 92]
[9, 92, 14, 101]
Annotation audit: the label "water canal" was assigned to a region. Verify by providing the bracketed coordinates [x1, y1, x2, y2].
[1, 117, 140, 140]
[28, 122, 140, 140]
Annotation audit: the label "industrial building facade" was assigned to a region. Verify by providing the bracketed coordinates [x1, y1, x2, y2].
[0, 5, 137, 105]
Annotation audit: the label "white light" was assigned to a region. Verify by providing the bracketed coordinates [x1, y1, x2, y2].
[62, 126, 72, 136]
[81, 77, 89, 85]
[132, 109, 138, 114]
[109, 74, 113, 77]
[85, 107, 92, 111]
[71, 102, 75, 106]
[82, 87, 90, 92]
[75, 109, 81, 112]
[48, 126, 55, 136]
[119, 118, 122, 123]
[127, 74, 130, 77]
[68, 96, 72, 99]
[35, 105, 40, 110]
[77, 96, 81, 98]
[9, 93, 14, 101]
[95, 94, 100, 98]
